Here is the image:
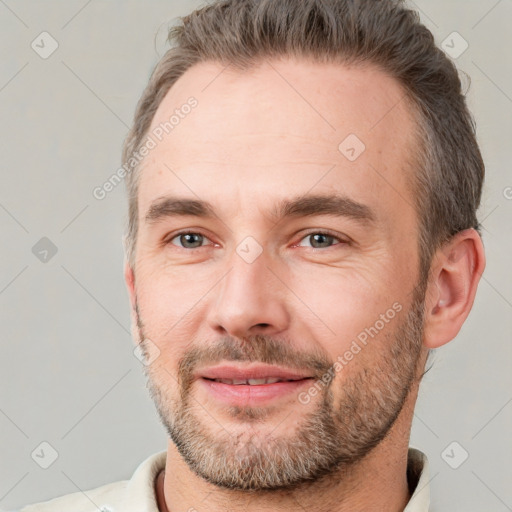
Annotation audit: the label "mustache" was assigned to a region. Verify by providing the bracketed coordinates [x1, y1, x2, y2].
[176, 334, 333, 391]
[135, 299, 333, 389]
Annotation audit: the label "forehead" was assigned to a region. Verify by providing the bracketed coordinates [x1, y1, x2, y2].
[138, 58, 419, 231]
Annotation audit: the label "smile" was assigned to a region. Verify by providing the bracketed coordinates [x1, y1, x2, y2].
[204, 377, 303, 385]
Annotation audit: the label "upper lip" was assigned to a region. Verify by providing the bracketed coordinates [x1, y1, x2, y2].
[197, 364, 312, 381]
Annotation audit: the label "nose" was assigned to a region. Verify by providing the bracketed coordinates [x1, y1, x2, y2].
[206, 248, 290, 339]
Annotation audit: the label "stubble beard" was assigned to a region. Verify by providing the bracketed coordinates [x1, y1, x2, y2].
[136, 283, 426, 492]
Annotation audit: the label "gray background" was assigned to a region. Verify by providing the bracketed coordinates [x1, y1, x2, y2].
[0, 1, 511, 510]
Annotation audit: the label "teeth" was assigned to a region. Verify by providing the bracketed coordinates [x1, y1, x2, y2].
[253, 377, 278, 384]
[217, 379, 236, 384]
[213, 377, 287, 385]
[247, 378, 269, 385]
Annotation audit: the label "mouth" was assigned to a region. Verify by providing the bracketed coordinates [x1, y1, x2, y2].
[196, 364, 314, 405]
[203, 377, 306, 385]
[197, 363, 312, 382]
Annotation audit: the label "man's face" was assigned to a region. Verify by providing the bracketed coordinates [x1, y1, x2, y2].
[127, 58, 428, 490]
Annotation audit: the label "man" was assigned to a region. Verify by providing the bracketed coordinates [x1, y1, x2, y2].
[21, 0, 485, 510]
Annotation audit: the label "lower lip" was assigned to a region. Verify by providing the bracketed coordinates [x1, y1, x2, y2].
[199, 378, 313, 406]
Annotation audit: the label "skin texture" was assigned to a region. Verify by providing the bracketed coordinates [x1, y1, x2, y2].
[125, 58, 485, 512]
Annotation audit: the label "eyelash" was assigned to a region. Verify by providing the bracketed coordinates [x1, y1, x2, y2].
[165, 229, 348, 251]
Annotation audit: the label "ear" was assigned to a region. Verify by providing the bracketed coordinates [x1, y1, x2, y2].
[423, 228, 486, 349]
[124, 258, 136, 309]
[124, 257, 139, 344]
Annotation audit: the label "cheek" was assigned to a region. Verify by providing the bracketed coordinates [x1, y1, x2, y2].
[289, 263, 386, 327]
[287, 262, 408, 366]
[135, 255, 210, 318]
[133, 267, 210, 366]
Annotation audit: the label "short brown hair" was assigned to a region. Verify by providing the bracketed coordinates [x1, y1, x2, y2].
[122, 0, 484, 282]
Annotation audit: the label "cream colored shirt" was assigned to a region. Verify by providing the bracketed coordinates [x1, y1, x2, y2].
[19, 448, 430, 511]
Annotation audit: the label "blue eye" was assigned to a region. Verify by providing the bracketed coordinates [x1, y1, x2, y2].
[169, 232, 209, 249]
[297, 232, 343, 249]
[165, 230, 346, 251]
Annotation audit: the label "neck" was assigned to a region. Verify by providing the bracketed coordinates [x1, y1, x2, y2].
[157, 384, 420, 512]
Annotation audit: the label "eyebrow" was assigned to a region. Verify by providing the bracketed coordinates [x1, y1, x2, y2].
[272, 194, 376, 225]
[145, 193, 376, 226]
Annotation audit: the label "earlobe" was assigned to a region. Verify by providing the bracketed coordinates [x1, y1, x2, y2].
[423, 229, 486, 349]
